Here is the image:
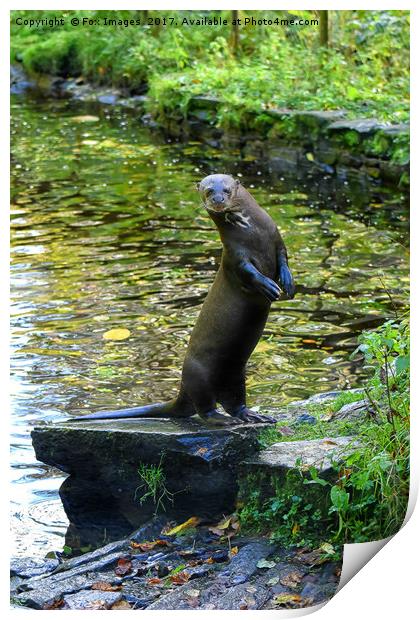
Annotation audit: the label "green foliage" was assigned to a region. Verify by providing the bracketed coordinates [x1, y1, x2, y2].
[11, 10, 409, 123]
[245, 318, 409, 545]
[239, 470, 329, 547]
[135, 454, 174, 514]
[21, 31, 83, 77]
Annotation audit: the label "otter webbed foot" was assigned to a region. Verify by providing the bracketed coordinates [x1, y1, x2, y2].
[200, 409, 245, 427]
[231, 407, 277, 424]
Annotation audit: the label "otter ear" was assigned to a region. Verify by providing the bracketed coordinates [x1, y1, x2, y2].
[234, 178, 241, 188]
[195, 182, 201, 191]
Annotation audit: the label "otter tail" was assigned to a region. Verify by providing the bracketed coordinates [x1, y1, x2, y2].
[69, 400, 179, 422]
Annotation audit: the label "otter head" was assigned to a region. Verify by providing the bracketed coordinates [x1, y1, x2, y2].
[197, 174, 241, 214]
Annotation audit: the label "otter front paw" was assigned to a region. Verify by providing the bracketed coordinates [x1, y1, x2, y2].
[279, 264, 295, 299]
[256, 276, 281, 302]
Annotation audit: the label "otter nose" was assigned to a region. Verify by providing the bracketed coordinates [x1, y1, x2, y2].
[212, 193, 225, 204]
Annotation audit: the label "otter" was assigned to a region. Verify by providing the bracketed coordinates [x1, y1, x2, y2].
[71, 174, 295, 426]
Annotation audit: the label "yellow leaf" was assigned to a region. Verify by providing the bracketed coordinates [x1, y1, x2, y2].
[292, 523, 300, 535]
[70, 115, 100, 123]
[230, 546, 239, 556]
[216, 517, 231, 530]
[274, 593, 302, 606]
[103, 328, 131, 341]
[306, 152, 314, 161]
[164, 517, 200, 536]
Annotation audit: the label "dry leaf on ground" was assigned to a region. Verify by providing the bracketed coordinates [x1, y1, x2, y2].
[91, 581, 122, 592]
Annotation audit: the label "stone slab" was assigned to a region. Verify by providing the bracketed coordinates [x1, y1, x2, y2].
[245, 436, 357, 474]
[31, 418, 268, 528]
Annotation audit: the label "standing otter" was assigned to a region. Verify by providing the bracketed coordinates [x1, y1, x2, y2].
[72, 174, 295, 426]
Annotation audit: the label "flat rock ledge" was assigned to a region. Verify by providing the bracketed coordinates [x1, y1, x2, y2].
[246, 436, 356, 472]
[31, 418, 266, 530]
[11, 518, 341, 610]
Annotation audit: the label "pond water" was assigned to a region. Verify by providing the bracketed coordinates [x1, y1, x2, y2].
[10, 93, 409, 558]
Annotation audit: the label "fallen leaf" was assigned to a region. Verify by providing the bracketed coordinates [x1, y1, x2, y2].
[322, 440, 338, 446]
[130, 539, 172, 551]
[170, 571, 190, 585]
[164, 517, 200, 536]
[147, 577, 162, 585]
[208, 513, 240, 538]
[103, 328, 131, 341]
[280, 571, 303, 588]
[274, 593, 302, 607]
[111, 600, 132, 609]
[230, 546, 239, 557]
[43, 598, 64, 610]
[302, 339, 317, 344]
[298, 544, 335, 566]
[212, 517, 231, 530]
[114, 558, 132, 576]
[267, 576, 280, 586]
[306, 152, 315, 162]
[91, 581, 122, 592]
[256, 559, 276, 569]
[71, 115, 100, 123]
[187, 559, 203, 567]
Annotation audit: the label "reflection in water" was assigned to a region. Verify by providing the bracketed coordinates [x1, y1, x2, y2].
[10, 95, 409, 557]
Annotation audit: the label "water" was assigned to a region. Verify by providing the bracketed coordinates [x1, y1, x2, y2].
[10, 94, 409, 558]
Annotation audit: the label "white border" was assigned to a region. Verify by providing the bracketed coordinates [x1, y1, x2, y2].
[3, 2, 417, 618]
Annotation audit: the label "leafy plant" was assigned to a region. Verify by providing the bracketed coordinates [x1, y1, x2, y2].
[243, 317, 409, 545]
[135, 454, 174, 514]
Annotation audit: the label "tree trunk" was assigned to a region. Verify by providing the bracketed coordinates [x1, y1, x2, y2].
[231, 10, 239, 56]
[319, 10, 329, 47]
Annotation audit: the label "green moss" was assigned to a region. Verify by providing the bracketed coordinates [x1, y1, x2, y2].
[21, 31, 83, 77]
[342, 130, 361, 148]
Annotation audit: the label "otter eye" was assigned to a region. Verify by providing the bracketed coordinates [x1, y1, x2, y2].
[223, 189, 230, 194]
